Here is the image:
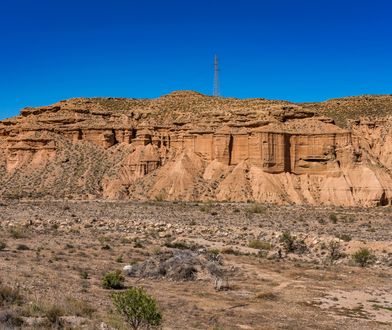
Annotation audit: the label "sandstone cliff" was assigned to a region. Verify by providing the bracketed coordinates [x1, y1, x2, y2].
[1, 91, 392, 206]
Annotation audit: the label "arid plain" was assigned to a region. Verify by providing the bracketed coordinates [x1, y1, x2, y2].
[1, 93, 392, 329]
[1, 200, 391, 329]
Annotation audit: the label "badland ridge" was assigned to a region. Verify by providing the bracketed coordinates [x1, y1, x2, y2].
[2, 91, 392, 206]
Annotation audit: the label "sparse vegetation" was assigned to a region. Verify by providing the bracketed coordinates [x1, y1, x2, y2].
[329, 213, 338, 224]
[255, 291, 279, 301]
[154, 191, 166, 202]
[164, 241, 193, 250]
[111, 287, 162, 330]
[246, 203, 266, 214]
[9, 226, 27, 239]
[0, 310, 23, 327]
[279, 231, 307, 254]
[220, 247, 242, 255]
[327, 241, 344, 263]
[65, 243, 74, 249]
[336, 233, 352, 242]
[16, 243, 30, 251]
[0, 201, 391, 329]
[248, 239, 271, 250]
[208, 248, 220, 256]
[21, 297, 95, 324]
[280, 231, 296, 252]
[214, 276, 231, 291]
[372, 304, 392, 312]
[80, 270, 89, 279]
[102, 270, 125, 289]
[133, 239, 144, 248]
[352, 248, 376, 267]
[45, 304, 64, 325]
[199, 201, 214, 213]
[0, 285, 23, 306]
[63, 297, 95, 318]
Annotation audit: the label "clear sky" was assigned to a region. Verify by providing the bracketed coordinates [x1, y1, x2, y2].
[0, 0, 391, 119]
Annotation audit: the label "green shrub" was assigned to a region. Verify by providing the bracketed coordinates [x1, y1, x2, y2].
[63, 297, 95, 318]
[111, 287, 162, 330]
[80, 270, 89, 279]
[248, 240, 271, 250]
[207, 248, 220, 256]
[102, 270, 125, 290]
[199, 201, 213, 213]
[328, 241, 343, 263]
[45, 305, 64, 325]
[246, 203, 266, 214]
[336, 233, 352, 242]
[352, 248, 376, 267]
[280, 231, 296, 252]
[22, 297, 94, 321]
[220, 247, 242, 255]
[133, 239, 144, 249]
[329, 213, 338, 224]
[9, 227, 27, 239]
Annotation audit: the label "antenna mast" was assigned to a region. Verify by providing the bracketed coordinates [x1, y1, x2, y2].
[213, 54, 220, 97]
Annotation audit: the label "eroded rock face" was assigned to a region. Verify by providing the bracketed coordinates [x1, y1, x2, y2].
[1, 91, 392, 206]
[0, 132, 56, 173]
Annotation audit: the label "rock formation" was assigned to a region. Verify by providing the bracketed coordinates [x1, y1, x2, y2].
[1, 91, 392, 206]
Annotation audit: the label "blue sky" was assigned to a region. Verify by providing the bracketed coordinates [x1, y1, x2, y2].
[0, 0, 391, 119]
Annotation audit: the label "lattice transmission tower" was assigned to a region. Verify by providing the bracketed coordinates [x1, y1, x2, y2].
[213, 54, 220, 97]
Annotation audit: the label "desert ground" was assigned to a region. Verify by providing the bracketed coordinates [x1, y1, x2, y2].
[0, 200, 391, 329]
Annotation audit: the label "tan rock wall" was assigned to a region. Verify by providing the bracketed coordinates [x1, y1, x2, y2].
[2, 136, 56, 173]
[81, 129, 116, 148]
[212, 134, 231, 164]
[259, 132, 288, 173]
[290, 132, 351, 175]
[177, 130, 351, 175]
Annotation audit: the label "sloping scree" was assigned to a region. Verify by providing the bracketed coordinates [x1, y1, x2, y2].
[123, 249, 227, 281]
